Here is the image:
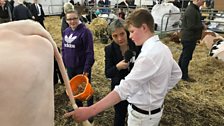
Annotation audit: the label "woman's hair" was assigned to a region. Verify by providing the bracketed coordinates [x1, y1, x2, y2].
[63, 2, 77, 15]
[107, 19, 125, 35]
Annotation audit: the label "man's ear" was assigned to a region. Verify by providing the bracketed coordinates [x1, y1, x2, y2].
[142, 23, 148, 31]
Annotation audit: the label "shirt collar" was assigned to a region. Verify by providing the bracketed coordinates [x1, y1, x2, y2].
[141, 35, 160, 52]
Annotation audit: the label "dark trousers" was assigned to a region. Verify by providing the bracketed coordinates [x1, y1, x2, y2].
[54, 58, 64, 84]
[36, 18, 45, 29]
[178, 40, 197, 79]
[113, 100, 128, 126]
[67, 68, 93, 107]
[54, 47, 63, 84]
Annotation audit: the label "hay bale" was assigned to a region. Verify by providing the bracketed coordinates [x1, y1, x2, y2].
[87, 18, 108, 43]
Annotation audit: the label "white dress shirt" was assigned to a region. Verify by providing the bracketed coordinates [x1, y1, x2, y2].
[114, 35, 182, 111]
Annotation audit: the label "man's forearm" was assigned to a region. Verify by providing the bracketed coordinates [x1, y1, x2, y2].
[90, 90, 121, 116]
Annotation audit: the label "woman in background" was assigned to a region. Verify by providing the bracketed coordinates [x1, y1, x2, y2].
[61, 3, 95, 122]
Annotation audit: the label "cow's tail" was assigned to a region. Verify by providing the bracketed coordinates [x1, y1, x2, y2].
[41, 23, 93, 126]
[39, 22, 93, 126]
[33, 21, 93, 126]
[0, 20, 92, 126]
[51, 27, 93, 126]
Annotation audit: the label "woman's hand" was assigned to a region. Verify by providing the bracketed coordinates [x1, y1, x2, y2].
[116, 60, 129, 70]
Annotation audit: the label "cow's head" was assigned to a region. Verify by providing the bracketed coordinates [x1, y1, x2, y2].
[200, 31, 224, 49]
[168, 31, 181, 43]
[201, 31, 216, 40]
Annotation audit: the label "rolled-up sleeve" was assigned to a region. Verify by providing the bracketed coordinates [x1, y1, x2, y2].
[167, 60, 182, 90]
[114, 56, 158, 100]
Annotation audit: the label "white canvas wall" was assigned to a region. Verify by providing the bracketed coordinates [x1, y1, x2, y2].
[107, 0, 124, 5]
[134, 0, 153, 6]
[14, 0, 150, 15]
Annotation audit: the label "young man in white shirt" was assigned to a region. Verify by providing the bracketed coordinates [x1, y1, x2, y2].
[65, 8, 182, 126]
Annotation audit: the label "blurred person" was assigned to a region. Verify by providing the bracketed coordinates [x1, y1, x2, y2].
[62, 2, 95, 122]
[104, 0, 110, 7]
[88, 0, 95, 6]
[61, 15, 68, 37]
[69, 0, 74, 5]
[118, 8, 125, 20]
[13, 0, 32, 20]
[23, 1, 32, 10]
[0, 0, 12, 23]
[60, 0, 75, 36]
[65, 8, 182, 126]
[178, 0, 206, 82]
[98, 0, 110, 14]
[98, 0, 104, 7]
[105, 19, 141, 126]
[9, 0, 14, 11]
[205, 0, 213, 8]
[116, 0, 136, 9]
[30, 0, 45, 28]
[170, 0, 191, 9]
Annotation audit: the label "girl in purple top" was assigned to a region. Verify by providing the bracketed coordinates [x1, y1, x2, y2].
[62, 3, 95, 116]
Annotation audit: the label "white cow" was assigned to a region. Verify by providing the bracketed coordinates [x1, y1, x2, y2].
[200, 30, 224, 61]
[0, 20, 77, 126]
[200, 30, 224, 49]
[209, 39, 224, 62]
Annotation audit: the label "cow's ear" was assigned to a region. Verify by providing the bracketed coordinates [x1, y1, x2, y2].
[210, 32, 216, 37]
[198, 40, 203, 45]
[213, 38, 222, 43]
[201, 31, 207, 40]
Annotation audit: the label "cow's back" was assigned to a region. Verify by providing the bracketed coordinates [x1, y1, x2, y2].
[0, 30, 54, 126]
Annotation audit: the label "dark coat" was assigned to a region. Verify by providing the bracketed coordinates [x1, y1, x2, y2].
[13, 4, 32, 21]
[0, 2, 12, 22]
[181, 3, 204, 41]
[61, 16, 69, 37]
[104, 39, 141, 90]
[30, 3, 45, 21]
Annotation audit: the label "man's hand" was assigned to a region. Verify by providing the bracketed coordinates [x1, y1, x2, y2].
[64, 107, 93, 123]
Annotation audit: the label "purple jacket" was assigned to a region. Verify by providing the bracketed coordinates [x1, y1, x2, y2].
[62, 23, 94, 73]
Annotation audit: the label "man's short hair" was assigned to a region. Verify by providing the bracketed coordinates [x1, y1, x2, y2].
[125, 8, 155, 33]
